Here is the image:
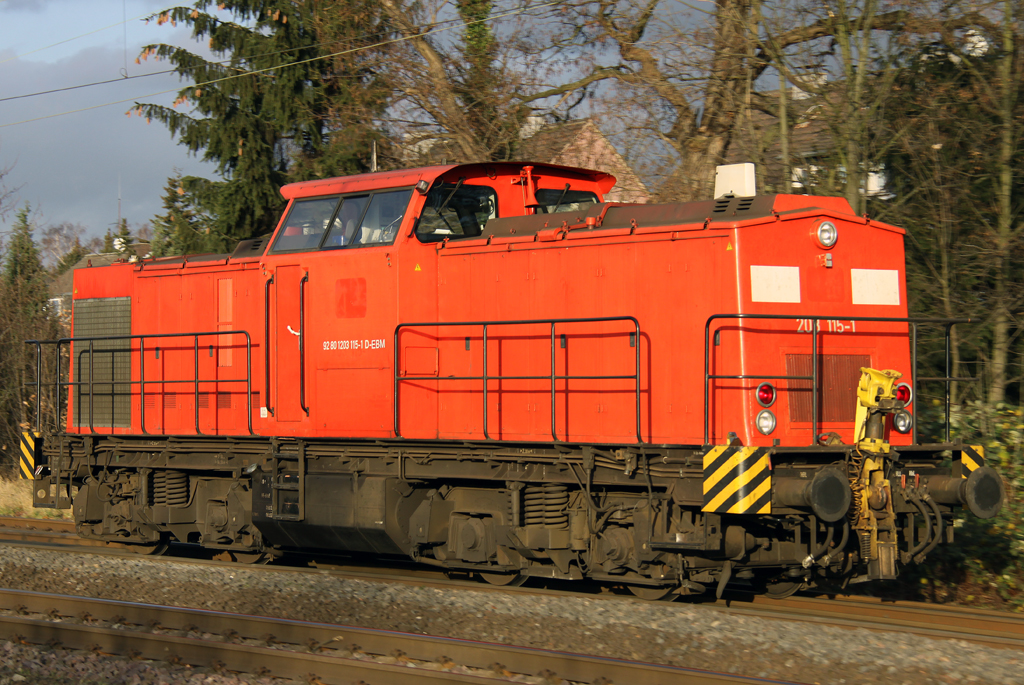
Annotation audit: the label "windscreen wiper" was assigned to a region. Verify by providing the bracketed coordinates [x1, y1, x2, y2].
[436, 177, 466, 216]
[553, 183, 571, 210]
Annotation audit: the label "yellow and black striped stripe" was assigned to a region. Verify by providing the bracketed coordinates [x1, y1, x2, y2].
[19, 432, 40, 480]
[960, 445, 985, 478]
[702, 446, 772, 515]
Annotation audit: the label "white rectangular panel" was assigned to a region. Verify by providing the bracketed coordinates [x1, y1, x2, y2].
[851, 269, 900, 305]
[750, 265, 801, 303]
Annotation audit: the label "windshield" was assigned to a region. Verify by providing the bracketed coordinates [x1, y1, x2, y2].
[416, 182, 497, 242]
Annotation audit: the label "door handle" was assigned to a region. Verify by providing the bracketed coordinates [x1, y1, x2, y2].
[287, 325, 300, 337]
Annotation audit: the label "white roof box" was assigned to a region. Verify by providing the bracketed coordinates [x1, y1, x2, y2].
[714, 163, 756, 198]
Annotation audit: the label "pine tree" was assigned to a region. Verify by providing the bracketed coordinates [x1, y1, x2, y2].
[3, 205, 47, 313]
[151, 173, 217, 257]
[101, 229, 115, 254]
[54, 238, 86, 276]
[114, 218, 134, 255]
[135, 1, 387, 248]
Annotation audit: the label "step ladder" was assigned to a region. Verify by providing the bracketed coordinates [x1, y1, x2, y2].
[268, 444, 305, 521]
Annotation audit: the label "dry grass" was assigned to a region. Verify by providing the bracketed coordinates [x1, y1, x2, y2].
[0, 476, 72, 519]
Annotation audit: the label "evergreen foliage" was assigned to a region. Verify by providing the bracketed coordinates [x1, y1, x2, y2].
[101, 230, 115, 254]
[136, 0, 389, 253]
[0, 204, 61, 474]
[151, 173, 218, 257]
[53, 239, 86, 276]
[4, 205, 48, 312]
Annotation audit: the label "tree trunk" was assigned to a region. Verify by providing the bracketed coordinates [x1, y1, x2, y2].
[988, 0, 1016, 405]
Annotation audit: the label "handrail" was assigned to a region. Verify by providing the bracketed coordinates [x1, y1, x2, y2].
[264, 275, 275, 417]
[299, 271, 309, 417]
[394, 316, 642, 443]
[703, 314, 973, 446]
[26, 329, 254, 437]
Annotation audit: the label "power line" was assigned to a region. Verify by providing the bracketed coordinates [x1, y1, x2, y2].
[0, 1, 559, 129]
[0, 6, 158, 65]
[0, 70, 175, 104]
[0, 13, 469, 105]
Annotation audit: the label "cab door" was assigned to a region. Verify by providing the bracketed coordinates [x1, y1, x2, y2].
[273, 264, 307, 423]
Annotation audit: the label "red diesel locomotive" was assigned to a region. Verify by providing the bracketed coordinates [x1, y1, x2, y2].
[26, 161, 1003, 598]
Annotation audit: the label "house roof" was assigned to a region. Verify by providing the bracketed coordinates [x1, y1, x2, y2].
[50, 243, 151, 297]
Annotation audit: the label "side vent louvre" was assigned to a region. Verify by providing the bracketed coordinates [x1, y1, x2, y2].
[72, 297, 131, 428]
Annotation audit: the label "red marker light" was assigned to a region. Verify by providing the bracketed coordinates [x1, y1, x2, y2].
[756, 383, 776, 407]
[894, 383, 912, 405]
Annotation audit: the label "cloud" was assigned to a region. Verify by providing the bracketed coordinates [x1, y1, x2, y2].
[0, 0, 49, 13]
[0, 41, 218, 237]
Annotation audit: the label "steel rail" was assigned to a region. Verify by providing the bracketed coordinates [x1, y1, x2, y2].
[3, 517, 1024, 652]
[0, 588, 771, 685]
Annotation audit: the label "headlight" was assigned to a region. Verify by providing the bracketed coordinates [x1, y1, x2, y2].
[815, 221, 838, 248]
[892, 410, 914, 434]
[756, 409, 776, 435]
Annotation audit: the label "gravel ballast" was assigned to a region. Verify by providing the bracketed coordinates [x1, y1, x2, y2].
[0, 545, 1021, 685]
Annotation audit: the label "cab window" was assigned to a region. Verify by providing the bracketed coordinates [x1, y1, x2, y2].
[353, 189, 413, 245]
[416, 182, 497, 242]
[535, 188, 599, 214]
[322, 195, 370, 247]
[270, 197, 340, 253]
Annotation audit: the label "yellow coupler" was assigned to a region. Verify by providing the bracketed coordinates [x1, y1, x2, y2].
[849, 368, 903, 578]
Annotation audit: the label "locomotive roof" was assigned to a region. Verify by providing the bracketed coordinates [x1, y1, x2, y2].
[279, 161, 617, 199]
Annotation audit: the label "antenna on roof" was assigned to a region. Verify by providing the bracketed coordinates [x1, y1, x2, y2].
[371, 140, 378, 173]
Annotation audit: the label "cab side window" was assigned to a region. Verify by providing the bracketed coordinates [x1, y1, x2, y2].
[534, 188, 599, 214]
[416, 183, 497, 242]
[270, 197, 340, 253]
[354, 190, 413, 245]
[322, 195, 370, 248]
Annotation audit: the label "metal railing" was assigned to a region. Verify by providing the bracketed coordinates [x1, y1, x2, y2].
[703, 314, 973, 446]
[393, 316, 642, 443]
[26, 330, 254, 436]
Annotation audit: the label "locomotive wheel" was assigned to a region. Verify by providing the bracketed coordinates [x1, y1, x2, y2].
[764, 581, 806, 599]
[125, 540, 169, 556]
[213, 550, 272, 564]
[627, 584, 675, 601]
[478, 572, 527, 587]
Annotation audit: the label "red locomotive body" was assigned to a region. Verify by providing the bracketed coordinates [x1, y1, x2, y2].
[29, 161, 1002, 598]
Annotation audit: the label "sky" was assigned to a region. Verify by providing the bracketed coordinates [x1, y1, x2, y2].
[0, 0, 220, 242]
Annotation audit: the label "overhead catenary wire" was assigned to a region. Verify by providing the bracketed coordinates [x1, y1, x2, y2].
[0, 8, 489, 106]
[0, 0, 561, 129]
[0, 6, 158, 66]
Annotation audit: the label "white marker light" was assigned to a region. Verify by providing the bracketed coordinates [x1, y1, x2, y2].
[893, 410, 914, 434]
[815, 221, 838, 248]
[756, 410, 777, 435]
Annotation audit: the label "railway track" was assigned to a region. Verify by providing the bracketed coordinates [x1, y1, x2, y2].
[0, 587, 784, 685]
[3, 516, 1023, 653]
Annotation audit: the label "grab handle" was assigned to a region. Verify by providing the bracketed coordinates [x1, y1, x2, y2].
[264, 275, 275, 417]
[299, 272, 309, 416]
